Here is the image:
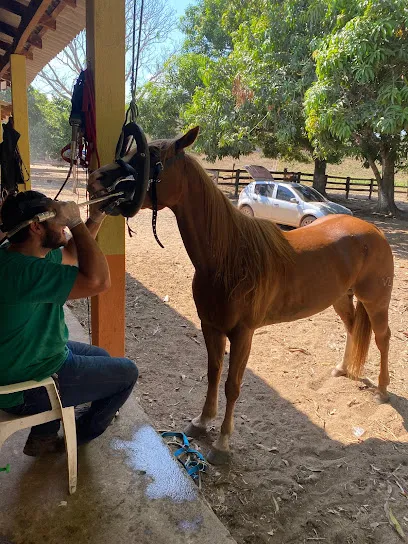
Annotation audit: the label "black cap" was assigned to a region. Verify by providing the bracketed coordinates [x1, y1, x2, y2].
[0, 191, 51, 232]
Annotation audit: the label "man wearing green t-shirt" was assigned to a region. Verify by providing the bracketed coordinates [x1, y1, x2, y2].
[0, 191, 138, 456]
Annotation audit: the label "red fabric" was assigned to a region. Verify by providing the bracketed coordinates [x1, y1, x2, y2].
[82, 68, 101, 169]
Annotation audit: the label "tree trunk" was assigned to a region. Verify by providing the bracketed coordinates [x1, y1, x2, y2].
[312, 158, 327, 195]
[367, 152, 399, 215]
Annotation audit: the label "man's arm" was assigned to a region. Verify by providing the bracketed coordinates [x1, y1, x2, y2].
[62, 208, 105, 266]
[50, 201, 110, 299]
[67, 221, 111, 299]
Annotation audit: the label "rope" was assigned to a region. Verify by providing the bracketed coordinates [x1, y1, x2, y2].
[54, 163, 73, 200]
[126, 0, 144, 124]
[133, 0, 144, 99]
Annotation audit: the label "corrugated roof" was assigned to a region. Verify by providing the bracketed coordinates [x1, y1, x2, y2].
[26, 1, 85, 84]
[0, 0, 85, 86]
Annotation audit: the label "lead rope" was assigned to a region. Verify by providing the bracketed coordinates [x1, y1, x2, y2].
[151, 178, 164, 248]
[150, 159, 164, 248]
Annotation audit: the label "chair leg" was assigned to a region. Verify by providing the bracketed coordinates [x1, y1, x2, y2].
[61, 407, 77, 495]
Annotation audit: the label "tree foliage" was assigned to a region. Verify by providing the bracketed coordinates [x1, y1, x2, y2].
[28, 87, 71, 160]
[181, 0, 340, 179]
[137, 53, 208, 139]
[0, 88, 71, 161]
[304, 0, 408, 213]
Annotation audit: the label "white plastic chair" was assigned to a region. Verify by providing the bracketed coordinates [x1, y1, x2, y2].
[0, 377, 77, 494]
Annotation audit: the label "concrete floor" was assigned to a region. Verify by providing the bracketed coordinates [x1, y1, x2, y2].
[0, 308, 235, 544]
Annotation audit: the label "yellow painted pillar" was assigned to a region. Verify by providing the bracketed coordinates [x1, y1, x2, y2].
[86, 0, 126, 356]
[10, 54, 30, 191]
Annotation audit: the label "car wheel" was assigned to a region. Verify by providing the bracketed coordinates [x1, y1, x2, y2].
[300, 215, 317, 227]
[240, 205, 254, 217]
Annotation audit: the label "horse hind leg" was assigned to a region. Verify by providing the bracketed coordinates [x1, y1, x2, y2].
[184, 323, 226, 438]
[359, 302, 391, 403]
[331, 291, 355, 377]
[333, 292, 391, 403]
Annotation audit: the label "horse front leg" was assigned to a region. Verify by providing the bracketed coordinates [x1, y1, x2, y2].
[207, 326, 254, 465]
[184, 323, 226, 437]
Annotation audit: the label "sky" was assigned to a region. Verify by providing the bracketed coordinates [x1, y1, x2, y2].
[168, 0, 193, 34]
[32, 0, 195, 95]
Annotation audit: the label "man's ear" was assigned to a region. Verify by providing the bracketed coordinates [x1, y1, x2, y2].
[175, 126, 199, 153]
[30, 221, 43, 236]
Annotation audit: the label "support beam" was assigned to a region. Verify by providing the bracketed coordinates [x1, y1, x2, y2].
[86, 0, 126, 356]
[10, 54, 30, 191]
[62, 0, 77, 8]
[22, 49, 34, 61]
[27, 34, 42, 49]
[39, 14, 57, 31]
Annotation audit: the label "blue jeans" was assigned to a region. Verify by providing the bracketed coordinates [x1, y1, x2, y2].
[3, 341, 138, 444]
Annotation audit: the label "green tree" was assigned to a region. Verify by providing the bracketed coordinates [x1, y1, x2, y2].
[28, 87, 71, 160]
[137, 53, 208, 139]
[182, 0, 342, 191]
[304, 0, 408, 215]
[180, 0, 233, 57]
[0, 87, 70, 161]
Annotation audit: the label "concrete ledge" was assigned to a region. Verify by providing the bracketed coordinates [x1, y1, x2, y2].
[0, 308, 236, 544]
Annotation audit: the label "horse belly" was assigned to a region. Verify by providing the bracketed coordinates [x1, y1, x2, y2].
[264, 236, 365, 324]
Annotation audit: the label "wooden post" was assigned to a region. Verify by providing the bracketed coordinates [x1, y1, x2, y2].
[369, 178, 374, 200]
[283, 167, 288, 180]
[234, 168, 241, 197]
[297, 171, 301, 183]
[86, 0, 126, 356]
[346, 176, 350, 199]
[10, 54, 30, 191]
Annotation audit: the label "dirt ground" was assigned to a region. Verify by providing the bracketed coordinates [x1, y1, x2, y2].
[32, 163, 408, 544]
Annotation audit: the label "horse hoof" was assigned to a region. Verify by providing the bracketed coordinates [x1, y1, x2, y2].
[207, 447, 232, 465]
[331, 367, 347, 378]
[374, 390, 390, 404]
[184, 422, 207, 438]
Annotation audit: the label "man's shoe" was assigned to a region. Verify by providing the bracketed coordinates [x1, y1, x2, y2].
[23, 434, 65, 457]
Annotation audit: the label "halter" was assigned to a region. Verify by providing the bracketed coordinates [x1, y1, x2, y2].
[97, 125, 185, 249]
[146, 150, 185, 248]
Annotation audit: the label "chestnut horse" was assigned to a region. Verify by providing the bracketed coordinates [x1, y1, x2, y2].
[89, 127, 394, 464]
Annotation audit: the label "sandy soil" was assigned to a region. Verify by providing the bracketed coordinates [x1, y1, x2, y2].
[33, 163, 408, 544]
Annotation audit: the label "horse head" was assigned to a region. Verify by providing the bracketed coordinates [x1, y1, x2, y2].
[87, 126, 199, 216]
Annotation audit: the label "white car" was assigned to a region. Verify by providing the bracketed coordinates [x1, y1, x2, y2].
[238, 180, 353, 228]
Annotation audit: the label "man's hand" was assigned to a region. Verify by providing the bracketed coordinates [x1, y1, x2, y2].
[51, 201, 82, 230]
[88, 199, 106, 225]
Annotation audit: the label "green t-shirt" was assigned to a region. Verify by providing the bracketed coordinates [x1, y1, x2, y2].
[0, 247, 78, 408]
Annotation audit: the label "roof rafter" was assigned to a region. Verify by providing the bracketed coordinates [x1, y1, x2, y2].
[0, 0, 51, 76]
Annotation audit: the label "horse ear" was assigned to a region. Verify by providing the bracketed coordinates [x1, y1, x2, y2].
[175, 126, 199, 152]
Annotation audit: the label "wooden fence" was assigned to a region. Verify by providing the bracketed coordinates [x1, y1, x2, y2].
[206, 167, 408, 200]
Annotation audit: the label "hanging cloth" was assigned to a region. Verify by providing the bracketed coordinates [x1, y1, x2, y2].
[0, 118, 24, 200]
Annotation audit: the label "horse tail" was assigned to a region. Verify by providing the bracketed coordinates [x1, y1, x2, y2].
[348, 301, 372, 379]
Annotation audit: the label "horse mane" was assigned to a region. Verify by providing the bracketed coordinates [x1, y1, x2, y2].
[183, 153, 295, 311]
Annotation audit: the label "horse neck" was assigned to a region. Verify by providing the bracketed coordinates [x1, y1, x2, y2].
[170, 161, 236, 275]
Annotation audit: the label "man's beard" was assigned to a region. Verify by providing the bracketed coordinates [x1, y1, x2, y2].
[41, 227, 67, 249]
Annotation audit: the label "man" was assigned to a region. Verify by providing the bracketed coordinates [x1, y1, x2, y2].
[0, 190, 138, 456]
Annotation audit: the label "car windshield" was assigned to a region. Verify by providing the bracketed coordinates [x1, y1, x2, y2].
[293, 185, 326, 202]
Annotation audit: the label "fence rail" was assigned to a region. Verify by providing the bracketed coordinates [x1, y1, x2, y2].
[205, 167, 408, 200]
